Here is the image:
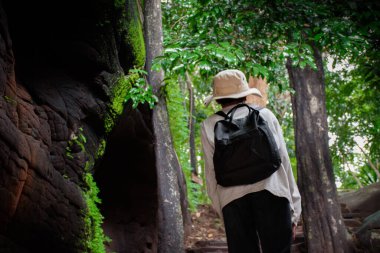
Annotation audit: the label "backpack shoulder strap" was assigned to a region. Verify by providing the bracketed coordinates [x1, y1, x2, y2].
[215, 111, 228, 118]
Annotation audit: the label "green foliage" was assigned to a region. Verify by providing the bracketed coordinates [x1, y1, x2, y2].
[96, 139, 107, 160]
[326, 60, 380, 189]
[125, 69, 158, 109]
[104, 73, 135, 133]
[65, 128, 110, 253]
[160, 1, 322, 81]
[160, 0, 370, 82]
[126, 20, 146, 68]
[165, 77, 204, 210]
[192, 84, 221, 204]
[161, 0, 380, 197]
[115, 0, 146, 68]
[82, 162, 111, 253]
[325, 1, 380, 188]
[324, 1, 380, 187]
[336, 163, 379, 190]
[112, 75, 135, 116]
[114, 0, 126, 9]
[108, 0, 147, 134]
[267, 83, 298, 178]
[66, 127, 87, 159]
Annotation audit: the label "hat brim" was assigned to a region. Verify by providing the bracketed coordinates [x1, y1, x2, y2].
[204, 88, 262, 107]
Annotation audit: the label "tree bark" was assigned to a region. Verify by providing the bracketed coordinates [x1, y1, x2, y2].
[286, 46, 354, 253]
[144, 1, 186, 252]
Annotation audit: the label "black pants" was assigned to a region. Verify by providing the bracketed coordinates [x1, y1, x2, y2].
[222, 190, 292, 253]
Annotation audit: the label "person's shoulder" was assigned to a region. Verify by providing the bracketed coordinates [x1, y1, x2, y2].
[256, 107, 279, 124]
[201, 113, 219, 128]
[259, 107, 276, 117]
[246, 104, 276, 119]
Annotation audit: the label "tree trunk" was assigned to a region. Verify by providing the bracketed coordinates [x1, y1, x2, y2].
[286, 46, 354, 253]
[144, 1, 186, 251]
[185, 72, 197, 176]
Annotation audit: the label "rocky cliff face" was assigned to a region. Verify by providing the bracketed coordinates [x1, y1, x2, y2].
[95, 105, 157, 253]
[0, 0, 158, 252]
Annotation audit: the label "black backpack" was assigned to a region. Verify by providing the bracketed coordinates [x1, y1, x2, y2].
[213, 103, 282, 187]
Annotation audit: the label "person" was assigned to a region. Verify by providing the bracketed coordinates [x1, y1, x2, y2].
[201, 69, 302, 253]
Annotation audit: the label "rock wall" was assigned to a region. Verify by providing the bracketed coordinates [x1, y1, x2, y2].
[339, 183, 380, 252]
[95, 104, 158, 253]
[0, 0, 158, 252]
[339, 182, 380, 219]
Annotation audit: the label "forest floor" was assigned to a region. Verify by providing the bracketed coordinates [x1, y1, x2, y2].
[185, 204, 226, 249]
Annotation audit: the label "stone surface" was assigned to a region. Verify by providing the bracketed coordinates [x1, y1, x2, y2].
[355, 211, 380, 253]
[0, 0, 158, 252]
[338, 185, 380, 252]
[339, 183, 380, 219]
[95, 104, 158, 253]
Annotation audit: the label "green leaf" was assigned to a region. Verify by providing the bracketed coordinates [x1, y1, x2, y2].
[213, 48, 237, 63]
[219, 41, 231, 48]
[198, 60, 212, 71]
[299, 61, 307, 69]
[165, 48, 180, 53]
[314, 33, 323, 41]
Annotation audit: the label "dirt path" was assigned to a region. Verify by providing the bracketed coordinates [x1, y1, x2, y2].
[185, 204, 226, 249]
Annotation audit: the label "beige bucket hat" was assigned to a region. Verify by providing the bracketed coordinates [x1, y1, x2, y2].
[204, 69, 262, 106]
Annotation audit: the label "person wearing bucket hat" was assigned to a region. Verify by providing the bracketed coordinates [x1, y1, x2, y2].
[201, 69, 301, 253]
[204, 69, 262, 106]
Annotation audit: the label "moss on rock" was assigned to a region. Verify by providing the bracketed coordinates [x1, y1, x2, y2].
[95, 139, 107, 160]
[82, 161, 110, 253]
[115, 0, 146, 71]
[104, 73, 139, 134]
[79, 1, 147, 248]
[103, 0, 146, 134]
[125, 19, 145, 68]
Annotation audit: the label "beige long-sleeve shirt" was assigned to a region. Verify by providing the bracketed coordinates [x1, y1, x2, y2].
[201, 103, 302, 225]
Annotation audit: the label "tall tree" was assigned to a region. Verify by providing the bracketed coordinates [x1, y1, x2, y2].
[144, 0, 187, 251]
[287, 46, 353, 252]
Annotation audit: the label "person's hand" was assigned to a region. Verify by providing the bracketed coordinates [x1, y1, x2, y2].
[292, 223, 297, 241]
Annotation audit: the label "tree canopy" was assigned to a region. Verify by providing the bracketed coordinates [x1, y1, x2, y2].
[155, 0, 380, 210]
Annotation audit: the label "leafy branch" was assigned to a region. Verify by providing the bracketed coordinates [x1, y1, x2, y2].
[125, 69, 158, 109]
